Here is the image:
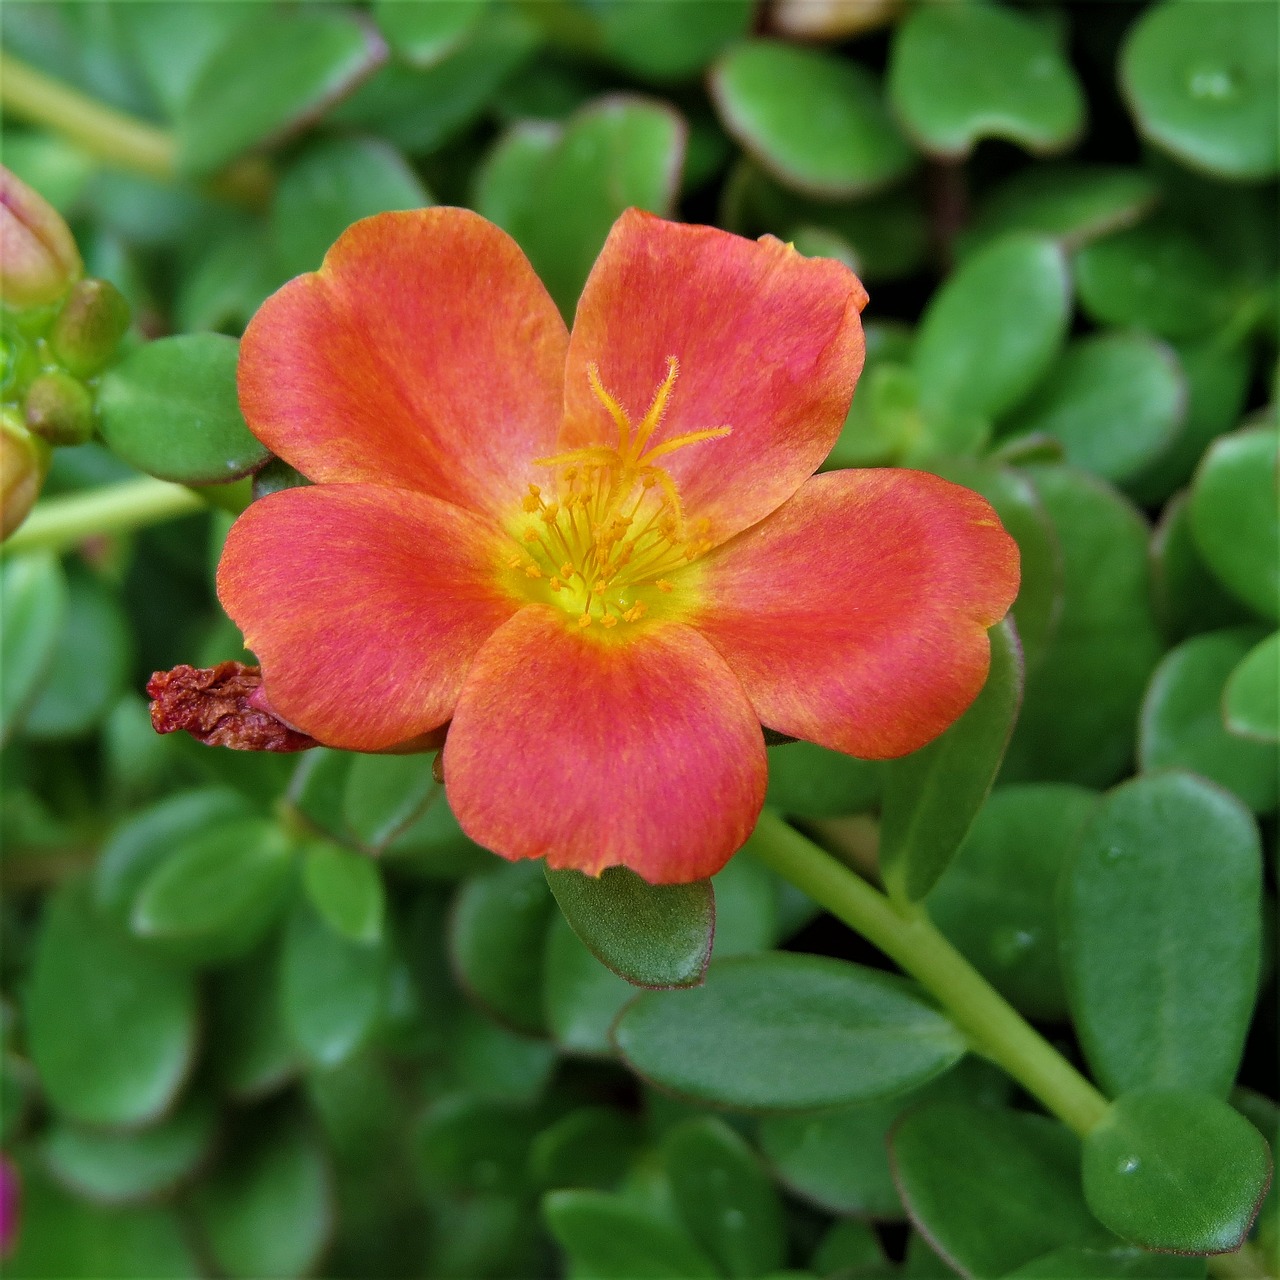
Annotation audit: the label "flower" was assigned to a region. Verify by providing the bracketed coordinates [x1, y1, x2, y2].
[218, 208, 1018, 883]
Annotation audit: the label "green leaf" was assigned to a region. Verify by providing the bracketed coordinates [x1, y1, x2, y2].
[708, 854, 779, 960]
[342, 751, 438, 852]
[194, 1112, 332, 1280]
[1190, 425, 1280, 622]
[1060, 771, 1262, 1098]
[1225, 631, 1280, 743]
[1003, 333, 1186, 484]
[764, 739, 883, 819]
[479, 95, 685, 318]
[590, 0, 753, 82]
[960, 164, 1160, 257]
[1121, 0, 1279, 180]
[94, 787, 256, 925]
[913, 234, 1071, 422]
[303, 841, 385, 945]
[663, 1117, 786, 1277]
[177, 9, 386, 175]
[130, 817, 295, 964]
[330, 9, 539, 156]
[452, 861, 554, 1034]
[813, 1220, 889, 1277]
[270, 134, 431, 278]
[1073, 216, 1229, 341]
[710, 42, 913, 199]
[1083, 1089, 1273, 1254]
[176, 225, 278, 336]
[881, 620, 1024, 903]
[23, 567, 131, 740]
[888, 3, 1085, 158]
[0, 552, 67, 745]
[1139, 629, 1279, 814]
[613, 953, 966, 1111]
[1150, 491, 1255, 644]
[28, 881, 197, 1128]
[41, 1092, 217, 1205]
[282, 896, 387, 1067]
[373, 0, 492, 67]
[543, 1189, 720, 1280]
[416, 1093, 537, 1195]
[927, 783, 1098, 1020]
[545, 864, 714, 990]
[1002, 466, 1163, 787]
[209, 940, 299, 1100]
[4, 1159, 198, 1279]
[97, 333, 269, 484]
[529, 1106, 643, 1191]
[542, 912, 635, 1057]
[890, 1103, 1104, 1277]
[1007, 1247, 1205, 1278]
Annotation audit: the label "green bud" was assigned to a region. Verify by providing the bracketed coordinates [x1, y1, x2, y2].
[0, 165, 82, 309]
[24, 368, 94, 446]
[50, 278, 132, 377]
[1, 411, 51, 539]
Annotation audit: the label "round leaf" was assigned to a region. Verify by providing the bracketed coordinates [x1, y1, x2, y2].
[177, 9, 386, 175]
[1004, 332, 1186, 483]
[302, 841, 385, 945]
[542, 913, 635, 1057]
[888, 3, 1085, 158]
[613, 953, 966, 1111]
[131, 817, 295, 963]
[451, 861, 553, 1034]
[545, 864, 714, 990]
[373, 0, 491, 67]
[913, 233, 1071, 422]
[1060, 771, 1262, 1099]
[711, 41, 913, 199]
[97, 334, 269, 484]
[890, 1103, 1104, 1277]
[1140, 629, 1278, 814]
[0, 552, 67, 745]
[764, 739, 883, 819]
[1190, 426, 1279, 622]
[926, 783, 1098, 1020]
[1083, 1089, 1273, 1254]
[28, 881, 197, 1128]
[1224, 630, 1280, 743]
[1121, 0, 1279, 180]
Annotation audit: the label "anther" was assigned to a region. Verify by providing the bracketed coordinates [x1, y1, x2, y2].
[601, 615, 618, 629]
[524, 565, 542, 579]
[577, 613, 593, 628]
[656, 579, 673, 593]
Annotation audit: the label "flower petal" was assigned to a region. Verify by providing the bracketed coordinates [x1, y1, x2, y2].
[238, 208, 569, 518]
[561, 208, 867, 545]
[217, 484, 518, 751]
[694, 469, 1020, 758]
[443, 607, 767, 884]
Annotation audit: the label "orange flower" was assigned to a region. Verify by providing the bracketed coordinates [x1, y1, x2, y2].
[218, 208, 1018, 883]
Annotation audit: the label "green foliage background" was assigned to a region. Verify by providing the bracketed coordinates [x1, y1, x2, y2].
[0, 1, 1276, 1277]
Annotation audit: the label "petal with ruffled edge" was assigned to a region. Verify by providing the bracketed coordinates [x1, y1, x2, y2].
[443, 607, 767, 884]
[238, 208, 569, 520]
[217, 485, 518, 751]
[694, 469, 1020, 759]
[560, 209, 868, 548]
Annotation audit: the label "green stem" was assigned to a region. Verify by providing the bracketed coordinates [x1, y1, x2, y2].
[0, 51, 270, 206]
[2, 477, 205, 555]
[748, 809, 1109, 1137]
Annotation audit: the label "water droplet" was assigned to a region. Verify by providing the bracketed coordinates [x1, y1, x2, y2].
[1029, 54, 1055, 80]
[1188, 64, 1241, 103]
[1118, 1155, 1141, 1175]
[1104, 844, 1128, 862]
[991, 926, 1038, 966]
[724, 1209, 746, 1232]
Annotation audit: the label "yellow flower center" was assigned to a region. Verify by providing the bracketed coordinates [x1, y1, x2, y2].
[505, 357, 730, 629]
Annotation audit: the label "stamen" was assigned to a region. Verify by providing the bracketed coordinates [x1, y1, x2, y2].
[631, 356, 679, 458]
[587, 363, 632, 450]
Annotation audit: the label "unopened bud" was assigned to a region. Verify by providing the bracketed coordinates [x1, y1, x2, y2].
[1, 412, 51, 540]
[0, 166, 82, 309]
[50, 278, 131, 377]
[24, 369, 94, 446]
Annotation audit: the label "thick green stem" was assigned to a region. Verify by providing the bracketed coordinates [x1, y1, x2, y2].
[748, 809, 1109, 1137]
[2, 478, 205, 555]
[0, 52, 269, 205]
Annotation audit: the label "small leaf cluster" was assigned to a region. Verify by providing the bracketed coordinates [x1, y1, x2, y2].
[0, 1, 1276, 1277]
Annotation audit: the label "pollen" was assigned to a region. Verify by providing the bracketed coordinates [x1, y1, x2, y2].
[508, 357, 729, 628]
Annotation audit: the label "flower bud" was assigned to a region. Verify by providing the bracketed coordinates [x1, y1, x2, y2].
[0, 166, 82, 309]
[50, 278, 131, 377]
[1, 412, 51, 540]
[24, 369, 94, 446]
